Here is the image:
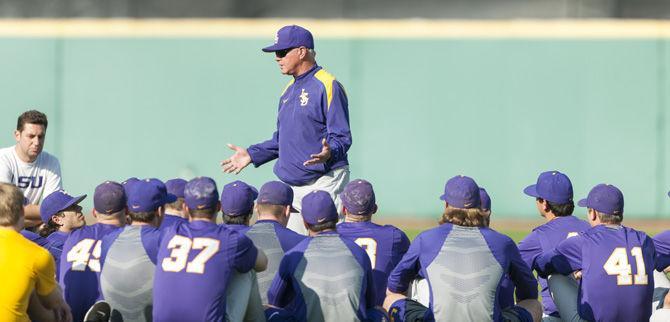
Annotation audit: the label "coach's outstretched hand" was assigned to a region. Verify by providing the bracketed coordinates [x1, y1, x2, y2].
[303, 139, 331, 166]
[221, 144, 252, 174]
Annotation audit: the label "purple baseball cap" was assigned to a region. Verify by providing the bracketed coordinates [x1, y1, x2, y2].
[257, 181, 297, 212]
[127, 178, 177, 213]
[166, 178, 187, 199]
[342, 179, 377, 215]
[94, 181, 127, 214]
[262, 25, 314, 52]
[301, 190, 338, 225]
[40, 190, 86, 223]
[221, 180, 258, 216]
[184, 177, 219, 210]
[439, 175, 481, 209]
[479, 188, 491, 211]
[523, 171, 573, 204]
[578, 184, 624, 216]
[122, 177, 140, 196]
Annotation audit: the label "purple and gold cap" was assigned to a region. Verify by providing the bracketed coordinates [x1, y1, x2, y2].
[524, 171, 573, 204]
[221, 180, 258, 216]
[40, 190, 86, 223]
[342, 179, 376, 215]
[257, 181, 297, 211]
[127, 178, 177, 213]
[439, 175, 481, 209]
[302, 190, 338, 225]
[262, 25, 314, 52]
[578, 184, 624, 216]
[184, 177, 219, 210]
[479, 188, 491, 211]
[94, 181, 126, 214]
[166, 178, 187, 199]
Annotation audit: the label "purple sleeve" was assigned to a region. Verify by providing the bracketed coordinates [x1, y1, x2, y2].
[324, 81, 351, 163]
[247, 128, 280, 167]
[518, 232, 542, 270]
[99, 228, 123, 267]
[391, 228, 411, 268]
[506, 241, 538, 301]
[230, 231, 259, 273]
[534, 235, 583, 278]
[21, 229, 50, 248]
[267, 249, 304, 307]
[141, 227, 162, 265]
[387, 235, 422, 293]
[653, 231, 670, 271]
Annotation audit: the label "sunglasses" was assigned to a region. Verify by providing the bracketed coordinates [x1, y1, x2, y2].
[275, 47, 297, 58]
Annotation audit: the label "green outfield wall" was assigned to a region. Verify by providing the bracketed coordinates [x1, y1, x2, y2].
[0, 20, 668, 219]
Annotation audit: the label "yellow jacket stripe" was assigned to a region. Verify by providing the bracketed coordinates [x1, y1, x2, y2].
[314, 69, 336, 110]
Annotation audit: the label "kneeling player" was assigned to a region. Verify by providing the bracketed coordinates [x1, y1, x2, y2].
[152, 177, 267, 322]
[385, 175, 542, 322]
[337, 179, 410, 307]
[533, 184, 656, 322]
[267, 190, 384, 322]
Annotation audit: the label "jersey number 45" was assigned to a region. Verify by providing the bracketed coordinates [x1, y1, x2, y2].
[67, 239, 102, 272]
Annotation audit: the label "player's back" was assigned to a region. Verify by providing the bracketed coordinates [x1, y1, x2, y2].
[153, 220, 258, 322]
[415, 223, 532, 321]
[270, 232, 373, 322]
[244, 220, 305, 303]
[159, 214, 186, 230]
[337, 221, 410, 306]
[575, 225, 654, 322]
[100, 226, 161, 322]
[518, 215, 591, 315]
[0, 228, 56, 322]
[59, 223, 120, 322]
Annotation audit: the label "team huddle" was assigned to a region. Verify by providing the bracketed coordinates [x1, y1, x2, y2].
[5, 168, 670, 322]
[3, 24, 670, 322]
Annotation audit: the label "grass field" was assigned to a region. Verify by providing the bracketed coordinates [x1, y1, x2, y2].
[395, 219, 667, 242]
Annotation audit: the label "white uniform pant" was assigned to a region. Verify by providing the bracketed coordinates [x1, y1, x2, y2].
[286, 166, 350, 235]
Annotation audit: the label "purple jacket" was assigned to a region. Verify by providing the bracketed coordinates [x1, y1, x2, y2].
[248, 65, 351, 186]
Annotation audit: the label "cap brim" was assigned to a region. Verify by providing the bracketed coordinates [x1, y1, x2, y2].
[60, 194, 87, 212]
[577, 198, 589, 207]
[667, 190, 670, 198]
[523, 185, 540, 198]
[289, 205, 299, 213]
[262, 44, 290, 52]
[439, 194, 447, 201]
[164, 193, 178, 204]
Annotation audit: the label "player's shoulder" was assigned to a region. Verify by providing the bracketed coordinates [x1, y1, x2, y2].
[480, 227, 516, 246]
[654, 230, 670, 243]
[284, 235, 312, 255]
[413, 222, 453, 244]
[0, 146, 14, 159]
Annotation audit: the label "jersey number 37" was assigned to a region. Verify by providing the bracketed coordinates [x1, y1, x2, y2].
[161, 235, 220, 274]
